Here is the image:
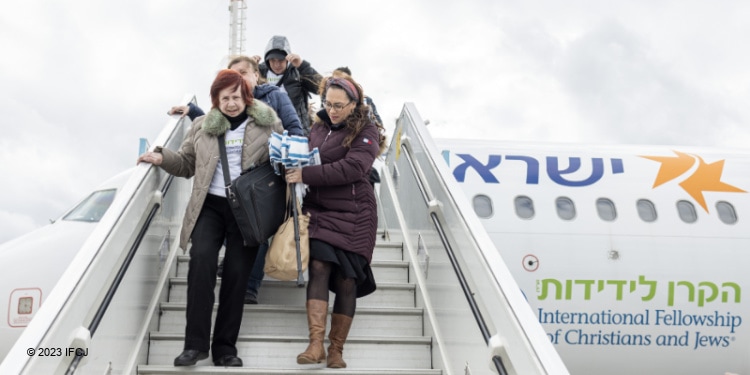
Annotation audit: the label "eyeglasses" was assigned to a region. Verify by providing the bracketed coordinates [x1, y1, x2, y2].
[323, 100, 352, 112]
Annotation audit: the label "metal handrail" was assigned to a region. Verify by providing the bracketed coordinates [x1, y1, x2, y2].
[0, 95, 195, 375]
[65, 176, 173, 374]
[384, 102, 570, 375]
[400, 142, 508, 375]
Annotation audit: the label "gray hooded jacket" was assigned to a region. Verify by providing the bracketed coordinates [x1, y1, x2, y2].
[259, 35, 322, 135]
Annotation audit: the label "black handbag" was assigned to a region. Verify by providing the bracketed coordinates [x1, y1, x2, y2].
[218, 135, 286, 247]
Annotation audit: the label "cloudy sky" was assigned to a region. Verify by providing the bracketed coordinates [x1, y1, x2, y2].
[2, 0, 750, 243]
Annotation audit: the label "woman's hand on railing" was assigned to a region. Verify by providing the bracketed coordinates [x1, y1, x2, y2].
[167, 105, 189, 118]
[137, 152, 163, 166]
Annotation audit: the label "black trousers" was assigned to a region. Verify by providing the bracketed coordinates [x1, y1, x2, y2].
[184, 194, 257, 360]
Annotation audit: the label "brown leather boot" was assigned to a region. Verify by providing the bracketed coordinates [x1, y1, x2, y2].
[326, 313, 353, 368]
[296, 299, 328, 364]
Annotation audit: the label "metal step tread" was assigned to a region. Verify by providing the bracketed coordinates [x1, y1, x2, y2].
[160, 302, 422, 316]
[177, 255, 408, 267]
[169, 278, 416, 291]
[374, 240, 404, 249]
[150, 332, 432, 345]
[174, 258, 410, 282]
[147, 333, 433, 369]
[157, 303, 424, 336]
[137, 365, 441, 374]
[167, 279, 416, 308]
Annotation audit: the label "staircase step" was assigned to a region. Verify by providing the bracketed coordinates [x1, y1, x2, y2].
[138, 365, 441, 375]
[175, 257, 409, 283]
[143, 238, 439, 375]
[158, 303, 423, 336]
[167, 279, 416, 308]
[147, 333, 433, 369]
[370, 241, 405, 261]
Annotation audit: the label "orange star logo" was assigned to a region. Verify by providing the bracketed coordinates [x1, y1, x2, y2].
[641, 151, 746, 212]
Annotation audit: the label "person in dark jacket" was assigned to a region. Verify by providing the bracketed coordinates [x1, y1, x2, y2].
[139, 69, 283, 367]
[285, 75, 387, 368]
[168, 56, 304, 137]
[253, 35, 322, 135]
[225, 55, 304, 304]
[229, 55, 304, 137]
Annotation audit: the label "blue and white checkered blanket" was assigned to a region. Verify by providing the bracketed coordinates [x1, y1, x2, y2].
[268, 131, 320, 202]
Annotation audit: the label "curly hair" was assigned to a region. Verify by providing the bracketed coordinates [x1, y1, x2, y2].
[317, 75, 387, 155]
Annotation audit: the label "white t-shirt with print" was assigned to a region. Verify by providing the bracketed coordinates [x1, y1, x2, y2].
[266, 70, 287, 94]
[209, 121, 247, 197]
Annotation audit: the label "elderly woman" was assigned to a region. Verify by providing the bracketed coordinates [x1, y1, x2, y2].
[138, 69, 282, 367]
[168, 56, 305, 305]
[285, 75, 387, 368]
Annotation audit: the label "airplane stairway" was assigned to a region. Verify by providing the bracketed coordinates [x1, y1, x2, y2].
[136, 236, 442, 375]
[0, 100, 568, 375]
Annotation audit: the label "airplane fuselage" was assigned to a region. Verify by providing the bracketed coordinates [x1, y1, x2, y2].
[0, 170, 126, 361]
[438, 139, 749, 374]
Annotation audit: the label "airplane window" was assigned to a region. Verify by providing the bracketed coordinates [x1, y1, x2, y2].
[716, 201, 738, 224]
[514, 196, 535, 219]
[62, 189, 117, 223]
[472, 194, 493, 218]
[676, 200, 697, 223]
[555, 197, 576, 220]
[596, 198, 617, 221]
[636, 199, 657, 222]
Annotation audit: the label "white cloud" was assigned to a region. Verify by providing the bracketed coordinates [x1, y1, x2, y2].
[1, 0, 750, 242]
[557, 20, 748, 147]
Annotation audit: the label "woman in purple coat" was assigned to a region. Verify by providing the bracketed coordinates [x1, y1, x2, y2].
[285, 75, 386, 368]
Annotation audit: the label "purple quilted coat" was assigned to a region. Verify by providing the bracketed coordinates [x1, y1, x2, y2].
[300, 112, 380, 263]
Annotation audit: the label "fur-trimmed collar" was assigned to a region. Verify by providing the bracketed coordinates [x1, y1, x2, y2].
[202, 100, 278, 136]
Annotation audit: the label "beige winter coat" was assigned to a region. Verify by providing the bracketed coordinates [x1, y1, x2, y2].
[156, 100, 282, 250]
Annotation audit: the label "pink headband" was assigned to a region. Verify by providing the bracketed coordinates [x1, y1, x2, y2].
[326, 77, 360, 102]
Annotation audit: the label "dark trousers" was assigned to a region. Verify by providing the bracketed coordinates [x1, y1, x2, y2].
[184, 194, 257, 360]
[245, 242, 269, 295]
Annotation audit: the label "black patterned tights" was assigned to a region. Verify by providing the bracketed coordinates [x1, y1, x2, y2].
[306, 258, 357, 317]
